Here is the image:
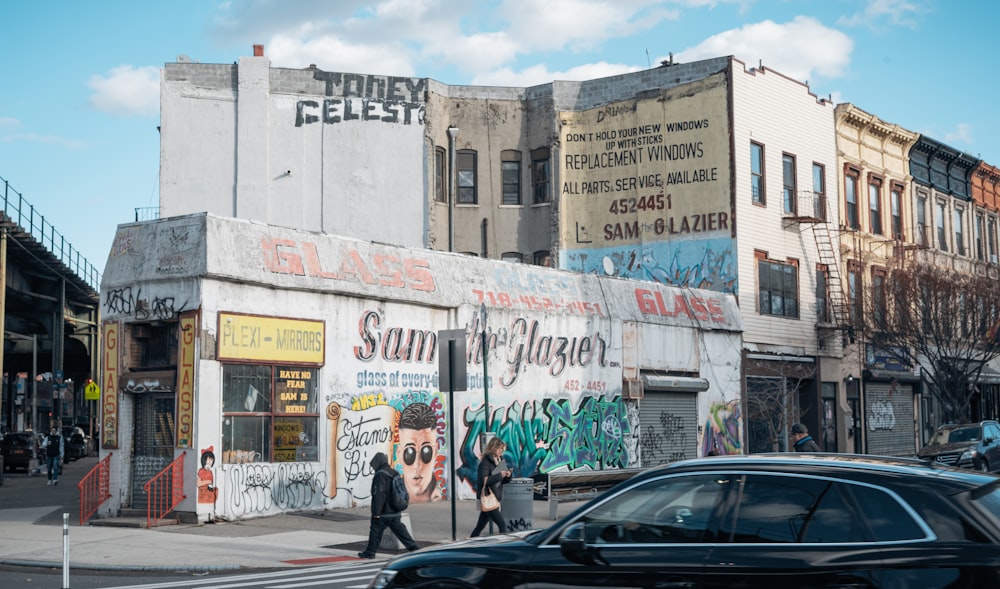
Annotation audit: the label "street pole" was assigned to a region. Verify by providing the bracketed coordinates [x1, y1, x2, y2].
[479, 304, 489, 432]
[447, 126, 458, 252]
[448, 340, 457, 542]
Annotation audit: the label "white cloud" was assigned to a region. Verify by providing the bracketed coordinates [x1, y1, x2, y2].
[839, 0, 929, 28]
[675, 17, 854, 83]
[472, 61, 643, 87]
[944, 123, 973, 146]
[88, 66, 160, 118]
[266, 34, 417, 75]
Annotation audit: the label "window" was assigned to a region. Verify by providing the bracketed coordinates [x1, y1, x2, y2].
[890, 183, 903, 239]
[976, 212, 986, 261]
[990, 216, 998, 263]
[501, 150, 522, 205]
[954, 205, 966, 256]
[815, 266, 829, 323]
[501, 252, 523, 263]
[434, 147, 446, 203]
[916, 195, 928, 246]
[848, 262, 863, 325]
[751, 142, 765, 205]
[812, 163, 826, 220]
[782, 154, 797, 214]
[729, 475, 927, 544]
[222, 365, 320, 464]
[457, 149, 478, 204]
[872, 269, 886, 327]
[845, 168, 860, 230]
[868, 176, 883, 235]
[731, 475, 868, 543]
[577, 474, 732, 544]
[758, 258, 798, 318]
[533, 250, 552, 267]
[531, 148, 551, 204]
[936, 201, 948, 252]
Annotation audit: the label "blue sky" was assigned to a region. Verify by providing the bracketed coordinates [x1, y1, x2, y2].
[0, 0, 989, 277]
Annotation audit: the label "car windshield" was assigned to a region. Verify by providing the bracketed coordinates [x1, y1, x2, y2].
[6, 434, 33, 448]
[931, 427, 983, 444]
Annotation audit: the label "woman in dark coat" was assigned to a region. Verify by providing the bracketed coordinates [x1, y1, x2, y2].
[470, 437, 512, 537]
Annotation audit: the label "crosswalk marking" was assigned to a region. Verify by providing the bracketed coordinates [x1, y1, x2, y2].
[105, 563, 384, 589]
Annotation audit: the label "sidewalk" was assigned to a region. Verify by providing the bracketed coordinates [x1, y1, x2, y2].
[0, 469, 571, 572]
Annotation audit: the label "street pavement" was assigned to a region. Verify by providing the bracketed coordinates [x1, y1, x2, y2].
[0, 455, 569, 572]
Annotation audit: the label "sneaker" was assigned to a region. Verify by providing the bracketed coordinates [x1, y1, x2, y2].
[357, 552, 375, 559]
[47, 480, 52, 486]
[53, 480, 58, 485]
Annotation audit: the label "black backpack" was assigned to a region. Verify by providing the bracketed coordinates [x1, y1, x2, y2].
[385, 469, 409, 512]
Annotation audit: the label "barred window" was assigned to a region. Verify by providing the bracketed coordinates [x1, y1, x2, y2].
[222, 365, 319, 464]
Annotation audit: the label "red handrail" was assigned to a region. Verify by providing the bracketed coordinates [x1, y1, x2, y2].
[143, 452, 186, 528]
[78, 452, 113, 526]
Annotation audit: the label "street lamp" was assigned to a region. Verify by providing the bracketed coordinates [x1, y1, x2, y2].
[447, 125, 459, 252]
[479, 303, 489, 433]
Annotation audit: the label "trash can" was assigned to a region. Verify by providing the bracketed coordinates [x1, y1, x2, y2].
[502, 477, 534, 531]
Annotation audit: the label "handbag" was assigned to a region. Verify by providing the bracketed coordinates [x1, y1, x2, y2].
[480, 478, 500, 512]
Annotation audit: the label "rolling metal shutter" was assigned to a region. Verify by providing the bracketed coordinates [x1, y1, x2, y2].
[865, 382, 916, 457]
[638, 391, 698, 468]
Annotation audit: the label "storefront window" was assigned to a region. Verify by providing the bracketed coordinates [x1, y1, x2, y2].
[222, 364, 319, 464]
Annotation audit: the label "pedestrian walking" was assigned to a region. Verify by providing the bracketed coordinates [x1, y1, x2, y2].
[41, 426, 64, 485]
[358, 452, 420, 559]
[791, 423, 821, 452]
[470, 437, 512, 537]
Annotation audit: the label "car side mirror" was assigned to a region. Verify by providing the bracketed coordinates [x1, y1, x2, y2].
[559, 523, 608, 566]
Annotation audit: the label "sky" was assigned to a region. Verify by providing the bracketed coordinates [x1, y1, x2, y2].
[0, 0, 992, 282]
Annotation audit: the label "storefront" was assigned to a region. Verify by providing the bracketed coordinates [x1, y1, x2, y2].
[98, 213, 744, 522]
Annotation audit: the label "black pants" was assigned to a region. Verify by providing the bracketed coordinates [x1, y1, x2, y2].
[361, 514, 418, 555]
[470, 507, 506, 537]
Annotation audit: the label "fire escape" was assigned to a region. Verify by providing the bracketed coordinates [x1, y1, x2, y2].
[783, 191, 852, 348]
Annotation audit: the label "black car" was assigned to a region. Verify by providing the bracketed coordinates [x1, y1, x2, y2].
[1, 432, 42, 471]
[61, 426, 88, 461]
[368, 454, 1000, 589]
[918, 420, 1000, 472]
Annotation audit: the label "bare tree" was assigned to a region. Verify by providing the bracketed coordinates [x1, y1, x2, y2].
[861, 263, 1000, 425]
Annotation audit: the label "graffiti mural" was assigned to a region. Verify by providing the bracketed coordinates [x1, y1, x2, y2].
[221, 462, 329, 518]
[702, 400, 741, 456]
[640, 410, 690, 464]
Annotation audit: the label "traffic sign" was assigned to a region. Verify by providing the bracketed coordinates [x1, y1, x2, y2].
[84, 381, 101, 401]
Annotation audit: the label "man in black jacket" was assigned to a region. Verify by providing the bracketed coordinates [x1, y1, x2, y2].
[791, 423, 821, 452]
[358, 452, 420, 559]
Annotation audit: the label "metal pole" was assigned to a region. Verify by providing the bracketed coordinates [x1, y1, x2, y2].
[448, 340, 457, 542]
[480, 305, 492, 535]
[62, 512, 69, 588]
[31, 335, 37, 431]
[447, 126, 458, 253]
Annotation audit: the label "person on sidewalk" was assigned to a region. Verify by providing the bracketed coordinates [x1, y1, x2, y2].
[358, 452, 420, 559]
[791, 423, 821, 452]
[470, 437, 512, 537]
[41, 426, 64, 485]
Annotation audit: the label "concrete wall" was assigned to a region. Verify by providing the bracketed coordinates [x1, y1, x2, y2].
[160, 56, 428, 249]
[99, 213, 743, 521]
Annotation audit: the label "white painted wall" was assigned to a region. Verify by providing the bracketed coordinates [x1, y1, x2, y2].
[731, 63, 839, 357]
[99, 214, 743, 521]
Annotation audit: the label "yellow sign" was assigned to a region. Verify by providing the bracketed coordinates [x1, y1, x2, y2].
[218, 313, 325, 364]
[84, 381, 101, 401]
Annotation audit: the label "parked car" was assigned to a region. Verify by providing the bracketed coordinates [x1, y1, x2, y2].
[368, 454, 1000, 589]
[1, 431, 42, 472]
[61, 426, 88, 461]
[918, 420, 1000, 472]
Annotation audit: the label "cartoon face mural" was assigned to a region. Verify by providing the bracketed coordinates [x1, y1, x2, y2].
[396, 402, 443, 503]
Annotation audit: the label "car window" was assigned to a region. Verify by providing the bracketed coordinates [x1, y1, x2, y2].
[575, 473, 732, 544]
[949, 427, 981, 443]
[727, 474, 928, 544]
